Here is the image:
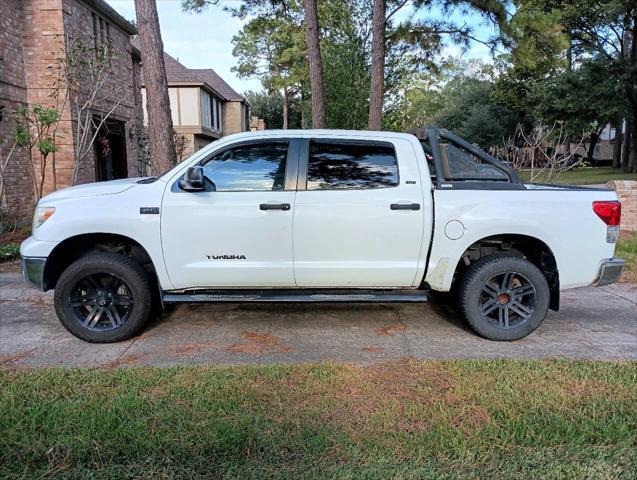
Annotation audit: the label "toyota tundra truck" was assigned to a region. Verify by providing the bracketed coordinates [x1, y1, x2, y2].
[20, 127, 625, 343]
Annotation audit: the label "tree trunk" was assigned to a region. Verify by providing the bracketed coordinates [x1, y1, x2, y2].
[622, 119, 632, 171]
[282, 88, 289, 130]
[619, 14, 637, 172]
[368, 0, 386, 131]
[627, 15, 637, 173]
[303, 0, 326, 128]
[612, 119, 623, 168]
[134, 0, 176, 175]
[300, 91, 306, 129]
[586, 129, 600, 165]
[628, 123, 637, 173]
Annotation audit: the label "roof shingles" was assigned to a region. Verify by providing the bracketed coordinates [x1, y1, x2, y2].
[191, 68, 243, 101]
[132, 39, 244, 102]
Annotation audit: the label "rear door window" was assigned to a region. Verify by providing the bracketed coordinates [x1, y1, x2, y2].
[306, 140, 398, 190]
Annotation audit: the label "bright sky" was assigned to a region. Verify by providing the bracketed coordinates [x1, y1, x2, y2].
[105, 0, 496, 95]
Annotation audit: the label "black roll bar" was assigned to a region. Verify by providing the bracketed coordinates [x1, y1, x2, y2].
[437, 128, 520, 183]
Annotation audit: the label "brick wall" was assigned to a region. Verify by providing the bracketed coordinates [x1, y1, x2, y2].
[222, 101, 247, 135]
[607, 180, 637, 232]
[0, 0, 143, 220]
[20, 0, 72, 197]
[61, 0, 143, 185]
[0, 0, 37, 215]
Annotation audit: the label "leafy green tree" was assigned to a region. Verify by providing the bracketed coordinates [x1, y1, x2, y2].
[224, 0, 371, 129]
[491, 3, 569, 128]
[244, 90, 303, 129]
[373, 0, 515, 130]
[386, 60, 522, 148]
[319, 0, 370, 129]
[530, 56, 625, 161]
[229, 1, 306, 129]
[547, 0, 636, 171]
[495, 0, 636, 171]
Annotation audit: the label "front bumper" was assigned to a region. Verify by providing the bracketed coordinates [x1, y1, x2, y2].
[592, 258, 624, 287]
[21, 256, 46, 291]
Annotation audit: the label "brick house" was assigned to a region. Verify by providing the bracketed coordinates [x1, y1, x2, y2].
[135, 44, 250, 157]
[0, 0, 143, 216]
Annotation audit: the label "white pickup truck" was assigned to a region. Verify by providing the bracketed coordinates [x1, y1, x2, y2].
[21, 127, 624, 343]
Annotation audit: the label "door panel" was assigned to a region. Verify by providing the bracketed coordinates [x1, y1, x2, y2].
[293, 138, 425, 287]
[161, 140, 298, 289]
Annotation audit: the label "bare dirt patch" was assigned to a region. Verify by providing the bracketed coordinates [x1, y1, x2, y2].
[453, 405, 492, 431]
[0, 351, 33, 366]
[376, 323, 406, 336]
[362, 346, 384, 353]
[168, 342, 217, 357]
[227, 331, 296, 355]
[422, 362, 453, 392]
[104, 354, 144, 368]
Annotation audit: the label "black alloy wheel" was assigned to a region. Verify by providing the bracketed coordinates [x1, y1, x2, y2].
[459, 255, 550, 341]
[54, 253, 153, 343]
[67, 272, 134, 331]
[478, 272, 536, 329]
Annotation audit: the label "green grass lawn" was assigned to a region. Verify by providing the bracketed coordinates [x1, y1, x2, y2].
[617, 232, 637, 283]
[1, 360, 635, 479]
[519, 166, 637, 185]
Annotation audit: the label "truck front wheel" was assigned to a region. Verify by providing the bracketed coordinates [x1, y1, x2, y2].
[458, 256, 550, 341]
[53, 253, 153, 343]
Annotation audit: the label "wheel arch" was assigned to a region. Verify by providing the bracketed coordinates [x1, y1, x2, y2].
[450, 233, 560, 311]
[43, 233, 157, 291]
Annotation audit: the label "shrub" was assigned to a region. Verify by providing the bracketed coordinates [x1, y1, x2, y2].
[0, 242, 20, 261]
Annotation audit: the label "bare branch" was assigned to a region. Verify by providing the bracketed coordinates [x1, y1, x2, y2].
[385, 0, 409, 24]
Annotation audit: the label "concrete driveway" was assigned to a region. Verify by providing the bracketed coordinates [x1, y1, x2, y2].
[1, 272, 635, 367]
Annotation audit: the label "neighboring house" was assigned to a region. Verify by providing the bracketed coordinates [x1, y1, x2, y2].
[134, 43, 250, 157]
[566, 123, 617, 165]
[0, 0, 144, 212]
[592, 123, 618, 164]
[250, 116, 266, 131]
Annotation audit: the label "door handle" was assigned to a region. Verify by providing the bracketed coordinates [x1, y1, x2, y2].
[390, 203, 420, 211]
[260, 203, 291, 211]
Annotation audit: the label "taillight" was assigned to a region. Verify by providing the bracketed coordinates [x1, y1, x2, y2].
[593, 201, 621, 226]
[593, 201, 621, 243]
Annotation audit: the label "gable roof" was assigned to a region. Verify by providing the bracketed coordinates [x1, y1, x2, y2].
[132, 39, 244, 102]
[191, 69, 244, 101]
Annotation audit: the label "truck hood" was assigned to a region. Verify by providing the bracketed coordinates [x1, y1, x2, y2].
[40, 178, 146, 202]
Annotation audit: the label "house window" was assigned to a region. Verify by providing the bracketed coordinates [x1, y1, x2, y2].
[208, 97, 222, 132]
[99, 18, 105, 44]
[211, 97, 217, 131]
[216, 100, 222, 132]
[92, 13, 98, 51]
[92, 12, 112, 50]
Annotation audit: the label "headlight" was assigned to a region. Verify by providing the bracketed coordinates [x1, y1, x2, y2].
[33, 206, 55, 229]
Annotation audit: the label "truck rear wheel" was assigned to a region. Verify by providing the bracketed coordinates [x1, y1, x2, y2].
[54, 253, 153, 343]
[458, 255, 549, 341]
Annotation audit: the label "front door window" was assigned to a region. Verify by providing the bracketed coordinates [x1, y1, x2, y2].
[202, 143, 288, 191]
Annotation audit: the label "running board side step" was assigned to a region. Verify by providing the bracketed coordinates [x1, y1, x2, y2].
[162, 289, 429, 303]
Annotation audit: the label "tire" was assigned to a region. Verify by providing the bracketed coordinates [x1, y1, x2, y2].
[458, 255, 550, 341]
[54, 253, 153, 343]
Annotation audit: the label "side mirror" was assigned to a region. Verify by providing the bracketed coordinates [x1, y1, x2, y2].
[179, 166, 205, 191]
